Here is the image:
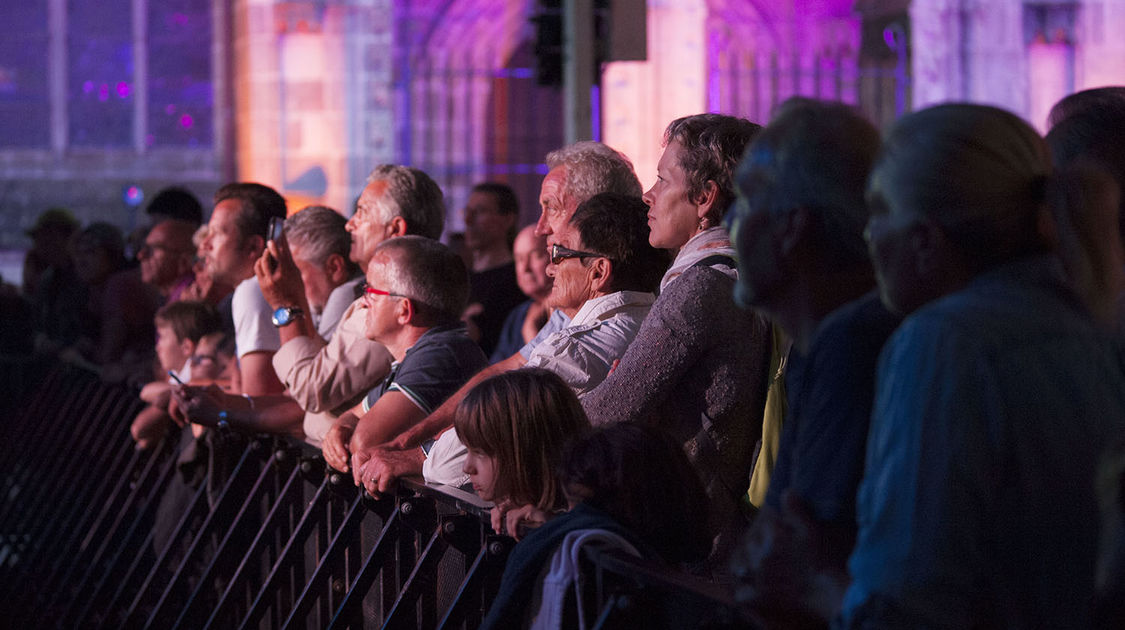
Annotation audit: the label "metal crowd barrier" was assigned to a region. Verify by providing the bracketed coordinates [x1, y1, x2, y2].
[0, 362, 754, 629]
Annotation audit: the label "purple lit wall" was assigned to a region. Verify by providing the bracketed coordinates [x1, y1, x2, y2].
[603, 0, 861, 189]
[392, 0, 562, 230]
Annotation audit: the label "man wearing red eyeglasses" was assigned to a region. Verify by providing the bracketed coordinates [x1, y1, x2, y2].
[254, 165, 446, 448]
[322, 237, 487, 491]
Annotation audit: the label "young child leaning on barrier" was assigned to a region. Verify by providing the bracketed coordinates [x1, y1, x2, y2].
[130, 300, 224, 449]
[480, 422, 713, 630]
[454, 368, 590, 538]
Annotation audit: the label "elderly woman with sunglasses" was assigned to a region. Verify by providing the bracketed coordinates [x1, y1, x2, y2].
[521, 191, 670, 396]
[580, 114, 773, 573]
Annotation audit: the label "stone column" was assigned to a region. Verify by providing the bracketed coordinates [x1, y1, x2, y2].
[1076, 0, 1125, 89]
[231, 0, 394, 214]
[603, 0, 708, 191]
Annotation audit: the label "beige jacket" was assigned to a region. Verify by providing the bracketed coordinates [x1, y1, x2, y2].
[272, 297, 392, 446]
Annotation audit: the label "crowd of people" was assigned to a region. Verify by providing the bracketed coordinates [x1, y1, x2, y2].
[10, 87, 1125, 628]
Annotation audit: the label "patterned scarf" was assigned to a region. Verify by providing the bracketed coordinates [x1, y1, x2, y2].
[658, 226, 739, 293]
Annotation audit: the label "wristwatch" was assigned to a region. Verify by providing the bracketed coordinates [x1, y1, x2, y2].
[271, 306, 304, 327]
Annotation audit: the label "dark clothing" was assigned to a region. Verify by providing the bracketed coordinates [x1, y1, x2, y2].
[582, 264, 772, 570]
[765, 291, 900, 526]
[363, 323, 488, 414]
[468, 262, 525, 357]
[32, 264, 87, 346]
[841, 256, 1125, 628]
[480, 503, 645, 630]
[489, 299, 532, 363]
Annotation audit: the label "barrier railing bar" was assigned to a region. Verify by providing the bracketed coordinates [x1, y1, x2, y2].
[68, 440, 183, 628]
[197, 455, 320, 630]
[0, 375, 104, 534]
[435, 540, 487, 630]
[234, 462, 350, 630]
[327, 505, 403, 629]
[3, 421, 140, 604]
[48, 431, 176, 626]
[383, 525, 444, 629]
[280, 490, 367, 629]
[20, 395, 144, 586]
[434, 522, 512, 630]
[14, 385, 133, 553]
[36, 438, 170, 617]
[145, 438, 269, 629]
[112, 463, 210, 627]
[0, 366, 72, 505]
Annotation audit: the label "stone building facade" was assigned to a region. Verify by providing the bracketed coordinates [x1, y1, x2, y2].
[2, 0, 1124, 277]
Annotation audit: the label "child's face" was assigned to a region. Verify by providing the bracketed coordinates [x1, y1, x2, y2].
[155, 323, 192, 373]
[462, 447, 499, 502]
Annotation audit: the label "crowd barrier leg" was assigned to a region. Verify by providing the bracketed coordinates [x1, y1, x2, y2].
[64, 436, 180, 628]
[9, 388, 144, 592]
[190, 444, 309, 630]
[0, 368, 100, 534]
[280, 488, 367, 628]
[142, 436, 272, 629]
[1, 357, 759, 629]
[36, 437, 172, 624]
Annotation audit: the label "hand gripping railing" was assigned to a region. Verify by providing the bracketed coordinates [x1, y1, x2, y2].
[0, 362, 514, 629]
[0, 361, 755, 629]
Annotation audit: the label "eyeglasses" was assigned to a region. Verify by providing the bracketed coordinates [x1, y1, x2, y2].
[550, 243, 608, 266]
[361, 283, 407, 303]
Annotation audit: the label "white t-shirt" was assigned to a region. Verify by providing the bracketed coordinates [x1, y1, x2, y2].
[232, 275, 282, 358]
[422, 428, 470, 489]
[168, 357, 192, 384]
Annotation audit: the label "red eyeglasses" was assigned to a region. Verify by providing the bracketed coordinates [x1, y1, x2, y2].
[361, 283, 407, 303]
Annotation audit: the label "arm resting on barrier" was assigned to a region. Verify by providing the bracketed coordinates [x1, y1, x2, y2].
[386, 351, 526, 450]
[174, 384, 304, 439]
[356, 448, 425, 498]
[348, 391, 426, 485]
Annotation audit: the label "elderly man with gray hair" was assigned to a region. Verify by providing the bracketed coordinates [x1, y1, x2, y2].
[253, 164, 446, 447]
[281, 205, 363, 340]
[379, 141, 643, 455]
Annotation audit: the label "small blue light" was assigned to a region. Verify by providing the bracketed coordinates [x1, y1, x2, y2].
[123, 185, 144, 207]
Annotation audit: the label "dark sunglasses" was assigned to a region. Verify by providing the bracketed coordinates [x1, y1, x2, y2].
[550, 243, 608, 265]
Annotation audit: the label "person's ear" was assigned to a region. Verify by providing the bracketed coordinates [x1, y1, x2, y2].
[777, 207, 812, 259]
[243, 234, 266, 258]
[397, 296, 415, 326]
[324, 253, 349, 284]
[180, 337, 197, 361]
[589, 257, 613, 293]
[387, 216, 408, 238]
[912, 218, 943, 277]
[694, 180, 720, 220]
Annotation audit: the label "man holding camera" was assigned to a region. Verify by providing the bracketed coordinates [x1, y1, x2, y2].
[256, 165, 446, 447]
